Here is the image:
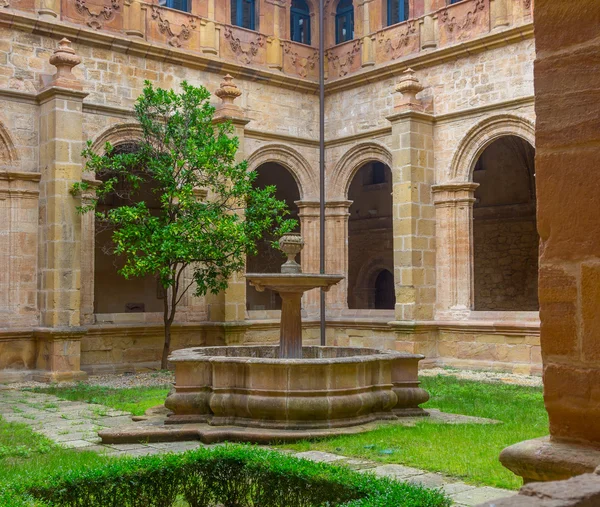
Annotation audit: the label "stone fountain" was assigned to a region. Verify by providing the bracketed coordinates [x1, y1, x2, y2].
[160, 233, 430, 437]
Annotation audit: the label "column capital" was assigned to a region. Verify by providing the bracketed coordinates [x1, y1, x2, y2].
[432, 182, 479, 206]
[325, 200, 353, 217]
[387, 110, 434, 124]
[295, 200, 321, 217]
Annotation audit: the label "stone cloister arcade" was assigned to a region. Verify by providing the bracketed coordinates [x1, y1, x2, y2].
[88, 110, 538, 333]
[0, 0, 539, 381]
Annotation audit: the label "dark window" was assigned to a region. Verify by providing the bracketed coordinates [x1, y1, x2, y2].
[335, 0, 354, 44]
[159, 0, 189, 11]
[291, 0, 311, 45]
[387, 0, 409, 25]
[450, 0, 464, 3]
[232, 0, 256, 31]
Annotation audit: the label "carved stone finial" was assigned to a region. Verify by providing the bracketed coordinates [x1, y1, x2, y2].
[215, 74, 242, 105]
[48, 38, 82, 90]
[279, 233, 304, 274]
[394, 68, 424, 110]
[214, 74, 245, 121]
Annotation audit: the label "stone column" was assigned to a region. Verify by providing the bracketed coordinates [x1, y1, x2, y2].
[297, 200, 321, 316]
[499, 0, 600, 484]
[491, 0, 509, 29]
[432, 183, 478, 320]
[207, 76, 250, 332]
[325, 200, 352, 313]
[35, 39, 88, 382]
[79, 180, 98, 326]
[387, 69, 435, 322]
[38, 0, 60, 20]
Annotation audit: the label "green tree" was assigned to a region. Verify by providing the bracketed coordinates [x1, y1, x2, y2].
[75, 81, 295, 369]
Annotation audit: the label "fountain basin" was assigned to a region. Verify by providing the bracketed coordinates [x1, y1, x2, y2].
[165, 345, 429, 430]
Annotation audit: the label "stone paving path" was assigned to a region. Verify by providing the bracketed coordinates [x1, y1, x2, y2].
[0, 388, 515, 506]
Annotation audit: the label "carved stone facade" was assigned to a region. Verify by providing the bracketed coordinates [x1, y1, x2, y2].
[0, 0, 539, 381]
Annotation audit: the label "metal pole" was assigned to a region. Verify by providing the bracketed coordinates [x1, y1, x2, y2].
[319, 0, 326, 346]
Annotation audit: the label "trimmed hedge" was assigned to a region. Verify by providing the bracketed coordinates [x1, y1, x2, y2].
[4, 445, 451, 507]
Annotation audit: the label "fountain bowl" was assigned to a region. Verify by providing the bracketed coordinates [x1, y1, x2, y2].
[165, 345, 429, 431]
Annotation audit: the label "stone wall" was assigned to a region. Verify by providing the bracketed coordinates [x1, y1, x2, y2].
[474, 217, 538, 311]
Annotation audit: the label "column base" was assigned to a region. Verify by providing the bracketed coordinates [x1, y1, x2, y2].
[34, 327, 88, 384]
[500, 436, 600, 483]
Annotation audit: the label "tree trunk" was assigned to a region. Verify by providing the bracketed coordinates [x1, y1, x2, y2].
[161, 319, 172, 370]
[162, 288, 172, 371]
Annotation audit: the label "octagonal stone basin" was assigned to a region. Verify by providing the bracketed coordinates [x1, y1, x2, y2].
[165, 345, 429, 430]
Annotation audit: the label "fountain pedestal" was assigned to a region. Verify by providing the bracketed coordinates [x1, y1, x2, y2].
[160, 233, 430, 438]
[245, 274, 342, 359]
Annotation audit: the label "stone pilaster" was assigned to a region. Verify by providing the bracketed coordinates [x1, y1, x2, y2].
[432, 183, 479, 320]
[297, 201, 321, 316]
[491, 0, 509, 29]
[207, 76, 249, 328]
[38, 0, 60, 20]
[200, 0, 219, 55]
[0, 172, 40, 328]
[36, 39, 87, 381]
[325, 201, 352, 312]
[387, 70, 435, 322]
[267, 37, 283, 71]
[124, 0, 146, 38]
[420, 0, 437, 50]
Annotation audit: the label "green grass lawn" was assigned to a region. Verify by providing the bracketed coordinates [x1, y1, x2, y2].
[282, 375, 549, 490]
[28, 384, 171, 416]
[0, 417, 108, 489]
[24, 375, 548, 490]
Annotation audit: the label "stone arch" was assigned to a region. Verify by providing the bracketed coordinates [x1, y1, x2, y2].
[247, 144, 317, 200]
[90, 122, 144, 155]
[0, 119, 19, 167]
[450, 114, 535, 182]
[352, 257, 395, 310]
[329, 141, 393, 200]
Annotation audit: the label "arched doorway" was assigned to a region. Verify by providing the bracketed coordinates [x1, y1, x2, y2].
[473, 135, 538, 311]
[347, 161, 395, 309]
[94, 143, 164, 314]
[374, 269, 395, 309]
[246, 162, 300, 311]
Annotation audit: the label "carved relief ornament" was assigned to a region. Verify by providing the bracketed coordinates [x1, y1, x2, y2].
[283, 41, 318, 78]
[377, 20, 417, 60]
[440, 0, 485, 34]
[326, 40, 361, 77]
[224, 26, 265, 65]
[151, 5, 197, 48]
[75, 0, 121, 29]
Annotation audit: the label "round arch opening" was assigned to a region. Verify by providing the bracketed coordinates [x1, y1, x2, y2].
[473, 135, 538, 311]
[347, 161, 395, 310]
[94, 142, 164, 314]
[246, 162, 301, 312]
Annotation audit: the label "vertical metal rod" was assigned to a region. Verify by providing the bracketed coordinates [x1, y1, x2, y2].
[319, 0, 326, 346]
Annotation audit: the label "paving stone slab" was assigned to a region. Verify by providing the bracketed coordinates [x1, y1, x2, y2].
[369, 464, 426, 480]
[60, 440, 99, 449]
[452, 486, 517, 506]
[406, 472, 448, 488]
[147, 441, 202, 452]
[294, 451, 347, 463]
[440, 482, 478, 496]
